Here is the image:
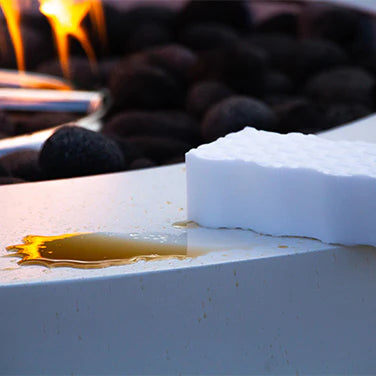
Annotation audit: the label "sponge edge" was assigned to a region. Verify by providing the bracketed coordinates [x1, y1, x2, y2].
[186, 127, 376, 246]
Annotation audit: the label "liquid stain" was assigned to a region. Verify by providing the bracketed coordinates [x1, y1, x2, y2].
[172, 220, 199, 229]
[6, 232, 190, 269]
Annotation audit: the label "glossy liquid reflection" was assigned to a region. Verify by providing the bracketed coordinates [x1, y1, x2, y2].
[6, 225, 307, 270]
[6, 232, 189, 269]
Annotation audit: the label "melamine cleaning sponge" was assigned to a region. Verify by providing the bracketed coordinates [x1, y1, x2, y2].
[186, 127, 376, 246]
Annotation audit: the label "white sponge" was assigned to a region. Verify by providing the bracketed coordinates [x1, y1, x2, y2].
[186, 127, 376, 246]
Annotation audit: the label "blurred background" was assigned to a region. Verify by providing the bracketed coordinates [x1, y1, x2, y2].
[0, 0, 375, 184]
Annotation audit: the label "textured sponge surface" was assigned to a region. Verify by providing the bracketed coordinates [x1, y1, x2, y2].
[192, 127, 376, 177]
[186, 127, 376, 246]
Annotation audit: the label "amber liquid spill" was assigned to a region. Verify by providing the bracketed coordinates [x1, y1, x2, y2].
[6, 233, 190, 269]
[172, 220, 199, 229]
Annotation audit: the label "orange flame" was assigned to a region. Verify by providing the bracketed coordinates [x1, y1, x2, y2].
[89, 0, 107, 49]
[39, 0, 98, 79]
[0, 0, 25, 72]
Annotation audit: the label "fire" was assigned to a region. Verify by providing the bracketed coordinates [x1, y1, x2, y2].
[39, 0, 99, 79]
[89, 0, 107, 48]
[0, 0, 25, 72]
[0, 0, 106, 85]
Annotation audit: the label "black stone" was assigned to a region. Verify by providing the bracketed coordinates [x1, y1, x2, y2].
[103, 4, 131, 55]
[21, 11, 52, 35]
[107, 135, 143, 164]
[177, 0, 253, 32]
[122, 5, 176, 32]
[99, 58, 119, 84]
[103, 111, 198, 142]
[165, 155, 185, 165]
[146, 44, 198, 83]
[356, 52, 376, 77]
[12, 112, 78, 135]
[324, 102, 372, 129]
[286, 38, 348, 83]
[109, 61, 185, 111]
[304, 67, 375, 105]
[262, 93, 308, 107]
[186, 81, 234, 119]
[127, 135, 192, 164]
[0, 111, 15, 135]
[201, 96, 277, 142]
[311, 7, 363, 47]
[264, 70, 294, 95]
[0, 149, 41, 181]
[247, 33, 297, 71]
[0, 176, 25, 185]
[0, 25, 54, 70]
[36, 57, 102, 90]
[190, 42, 268, 97]
[272, 98, 326, 134]
[23, 25, 55, 69]
[256, 13, 298, 36]
[104, 4, 176, 55]
[0, 159, 8, 176]
[179, 23, 239, 52]
[127, 22, 173, 52]
[39, 126, 125, 179]
[128, 158, 157, 170]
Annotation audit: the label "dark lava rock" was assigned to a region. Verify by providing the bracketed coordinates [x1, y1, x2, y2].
[22, 10, 52, 34]
[36, 57, 102, 90]
[122, 5, 176, 32]
[109, 62, 185, 111]
[262, 93, 306, 107]
[264, 70, 294, 95]
[99, 58, 119, 84]
[186, 81, 234, 119]
[304, 67, 375, 105]
[128, 158, 157, 170]
[177, 0, 253, 32]
[39, 126, 125, 179]
[179, 23, 239, 51]
[324, 102, 372, 129]
[0, 25, 54, 70]
[146, 44, 198, 83]
[12, 112, 77, 135]
[311, 7, 363, 47]
[247, 33, 297, 71]
[103, 4, 131, 55]
[191, 42, 268, 97]
[103, 111, 198, 142]
[0, 111, 15, 135]
[22, 25, 55, 69]
[0, 176, 25, 185]
[127, 22, 173, 52]
[0, 149, 41, 181]
[201, 96, 277, 142]
[256, 12, 298, 36]
[272, 98, 326, 134]
[0, 159, 8, 176]
[127, 135, 192, 164]
[165, 155, 185, 165]
[107, 135, 143, 164]
[105, 4, 176, 55]
[286, 38, 348, 83]
[117, 45, 196, 86]
[356, 52, 376, 77]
